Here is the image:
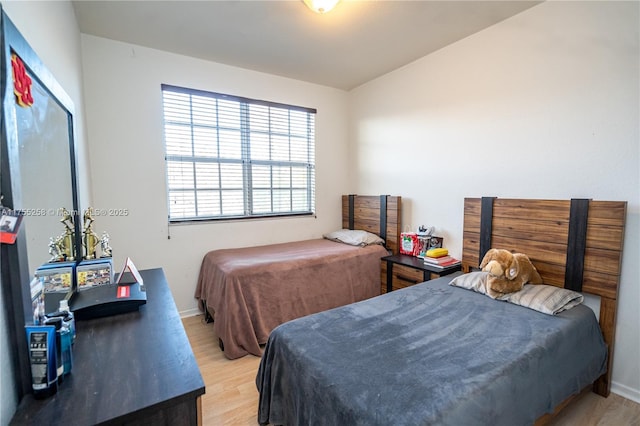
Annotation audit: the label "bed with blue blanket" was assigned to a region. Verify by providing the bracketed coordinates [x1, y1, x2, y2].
[255, 197, 627, 425]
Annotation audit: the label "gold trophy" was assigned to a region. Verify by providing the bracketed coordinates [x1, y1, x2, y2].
[59, 208, 75, 261]
[82, 208, 100, 260]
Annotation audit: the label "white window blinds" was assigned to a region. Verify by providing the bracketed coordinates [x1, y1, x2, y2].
[161, 85, 316, 221]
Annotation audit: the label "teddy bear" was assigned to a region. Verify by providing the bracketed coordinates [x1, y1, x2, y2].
[479, 248, 543, 299]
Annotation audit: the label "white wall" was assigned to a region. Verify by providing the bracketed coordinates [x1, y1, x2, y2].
[80, 35, 350, 316]
[350, 1, 639, 401]
[0, 1, 89, 424]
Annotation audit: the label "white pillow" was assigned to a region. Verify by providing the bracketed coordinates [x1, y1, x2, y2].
[323, 229, 385, 247]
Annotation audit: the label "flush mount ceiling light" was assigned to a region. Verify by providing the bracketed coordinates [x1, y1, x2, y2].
[303, 0, 340, 14]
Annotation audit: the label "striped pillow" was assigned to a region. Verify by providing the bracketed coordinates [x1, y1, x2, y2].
[502, 284, 583, 315]
[449, 271, 489, 294]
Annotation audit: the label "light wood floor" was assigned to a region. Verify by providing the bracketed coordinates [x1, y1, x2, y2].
[182, 314, 640, 426]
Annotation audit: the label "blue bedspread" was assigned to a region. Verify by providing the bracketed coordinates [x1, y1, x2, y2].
[256, 274, 607, 426]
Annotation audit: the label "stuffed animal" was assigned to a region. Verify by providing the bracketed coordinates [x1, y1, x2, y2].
[479, 248, 543, 298]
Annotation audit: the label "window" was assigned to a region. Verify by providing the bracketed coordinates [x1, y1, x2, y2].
[161, 85, 316, 221]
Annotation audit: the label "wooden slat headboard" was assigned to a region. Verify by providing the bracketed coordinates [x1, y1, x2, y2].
[462, 197, 627, 397]
[341, 195, 402, 255]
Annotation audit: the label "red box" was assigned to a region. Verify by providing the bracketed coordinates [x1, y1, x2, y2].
[400, 232, 420, 256]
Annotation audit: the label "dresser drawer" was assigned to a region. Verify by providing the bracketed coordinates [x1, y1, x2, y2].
[381, 259, 450, 293]
[391, 264, 425, 290]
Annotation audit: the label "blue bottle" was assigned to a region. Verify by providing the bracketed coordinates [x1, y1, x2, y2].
[60, 321, 73, 375]
[44, 317, 65, 384]
[44, 315, 73, 378]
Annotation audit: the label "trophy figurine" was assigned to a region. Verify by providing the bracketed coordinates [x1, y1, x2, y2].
[82, 208, 100, 260]
[100, 231, 113, 258]
[48, 236, 65, 263]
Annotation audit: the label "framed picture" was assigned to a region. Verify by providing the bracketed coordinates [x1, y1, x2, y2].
[35, 262, 75, 294]
[0, 209, 24, 244]
[418, 236, 444, 258]
[428, 236, 444, 250]
[77, 258, 114, 291]
[30, 277, 45, 324]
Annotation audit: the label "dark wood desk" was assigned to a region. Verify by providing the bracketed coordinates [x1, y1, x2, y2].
[11, 268, 205, 426]
[382, 254, 462, 293]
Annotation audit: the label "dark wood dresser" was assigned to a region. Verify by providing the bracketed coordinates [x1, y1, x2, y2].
[10, 268, 205, 425]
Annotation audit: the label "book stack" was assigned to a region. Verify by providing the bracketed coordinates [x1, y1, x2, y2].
[423, 248, 461, 269]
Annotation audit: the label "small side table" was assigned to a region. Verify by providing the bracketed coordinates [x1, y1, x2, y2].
[381, 253, 462, 293]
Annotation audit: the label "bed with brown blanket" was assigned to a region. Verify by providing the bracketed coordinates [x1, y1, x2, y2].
[256, 197, 627, 425]
[195, 195, 401, 359]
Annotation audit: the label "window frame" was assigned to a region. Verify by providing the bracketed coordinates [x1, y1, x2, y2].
[161, 84, 317, 223]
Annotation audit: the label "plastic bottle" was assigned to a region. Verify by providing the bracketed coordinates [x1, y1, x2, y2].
[58, 299, 76, 344]
[59, 321, 73, 376]
[44, 317, 64, 384]
[25, 325, 58, 398]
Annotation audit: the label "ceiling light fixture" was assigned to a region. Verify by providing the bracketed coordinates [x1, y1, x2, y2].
[303, 0, 340, 14]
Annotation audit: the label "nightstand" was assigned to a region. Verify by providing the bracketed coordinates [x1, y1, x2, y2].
[381, 254, 462, 293]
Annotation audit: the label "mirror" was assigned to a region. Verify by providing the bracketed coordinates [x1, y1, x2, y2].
[1, 8, 82, 398]
[16, 75, 78, 270]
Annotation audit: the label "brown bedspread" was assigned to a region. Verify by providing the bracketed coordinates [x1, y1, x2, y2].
[195, 239, 388, 359]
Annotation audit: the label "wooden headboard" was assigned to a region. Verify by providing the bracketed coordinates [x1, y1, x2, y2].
[462, 197, 627, 397]
[341, 195, 402, 255]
